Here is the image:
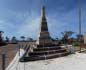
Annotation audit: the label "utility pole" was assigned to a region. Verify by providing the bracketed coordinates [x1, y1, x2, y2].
[78, 0, 82, 53]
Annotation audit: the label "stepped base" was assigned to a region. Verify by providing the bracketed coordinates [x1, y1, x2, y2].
[20, 52, 70, 62]
[33, 46, 61, 51]
[20, 45, 70, 62]
[29, 49, 66, 56]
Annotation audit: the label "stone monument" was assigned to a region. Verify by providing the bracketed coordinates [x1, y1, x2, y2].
[36, 6, 52, 46]
[20, 6, 70, 62]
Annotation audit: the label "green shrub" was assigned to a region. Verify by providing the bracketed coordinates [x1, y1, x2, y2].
[72, 42, 80, 46]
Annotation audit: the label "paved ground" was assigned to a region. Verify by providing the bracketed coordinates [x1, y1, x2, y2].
[0, 44, 18, 70]
[0, 43, 86, 70]
[7, 52, 86, 70]
[5, 45, 86, 70]
[0, 41, 34, 70]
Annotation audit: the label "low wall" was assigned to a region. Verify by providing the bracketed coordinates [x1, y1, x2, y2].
[6, 49, 25, 70]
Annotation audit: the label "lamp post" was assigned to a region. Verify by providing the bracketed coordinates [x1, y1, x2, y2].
[18, 45, 20, 56]
[2, 46, 6, 70]
[78, 0, 82, 53]
[0, 31, 7, 70]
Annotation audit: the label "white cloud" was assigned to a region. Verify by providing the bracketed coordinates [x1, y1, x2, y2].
[0, 20, 15, 30]
[15, 7, 85, 39]
[16, 15, 40, 39]
[0, 5, 86, 39]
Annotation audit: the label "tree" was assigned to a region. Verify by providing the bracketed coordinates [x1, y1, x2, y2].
[61, 31, 74, 38]
[11, 36, 17, 44]
[27, 37, 33, 41]
[56, 37, 59, 41]
[0, 31, 7, 46]
[76, 34, 84, 42]
[20, 36, 25, 41]
[76, 34, 84, 44]
[0, 31, 4, 42]
[5, 37, 10, 42]
[61, 31, 74, 44]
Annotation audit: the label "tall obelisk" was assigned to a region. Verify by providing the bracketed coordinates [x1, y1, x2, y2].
[36, 6, 52, 46]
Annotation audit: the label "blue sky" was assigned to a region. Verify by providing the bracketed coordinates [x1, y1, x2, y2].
[0, 0, 86, 39]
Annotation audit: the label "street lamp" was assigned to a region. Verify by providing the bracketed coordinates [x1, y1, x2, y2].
[0, 31, 7, 70]
[2, 46, 6, 70]
[78, 0, 82, 53]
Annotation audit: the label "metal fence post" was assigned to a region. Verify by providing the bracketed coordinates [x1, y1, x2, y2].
[2, 53, 6, 70]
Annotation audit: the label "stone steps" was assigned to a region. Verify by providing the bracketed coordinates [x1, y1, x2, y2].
[33, 46, 61, 51]
[19, 45, 70, 62]
[37, 45, 59, 48]
[29, 49, 66, 56]
[20, 52, 69, 62]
